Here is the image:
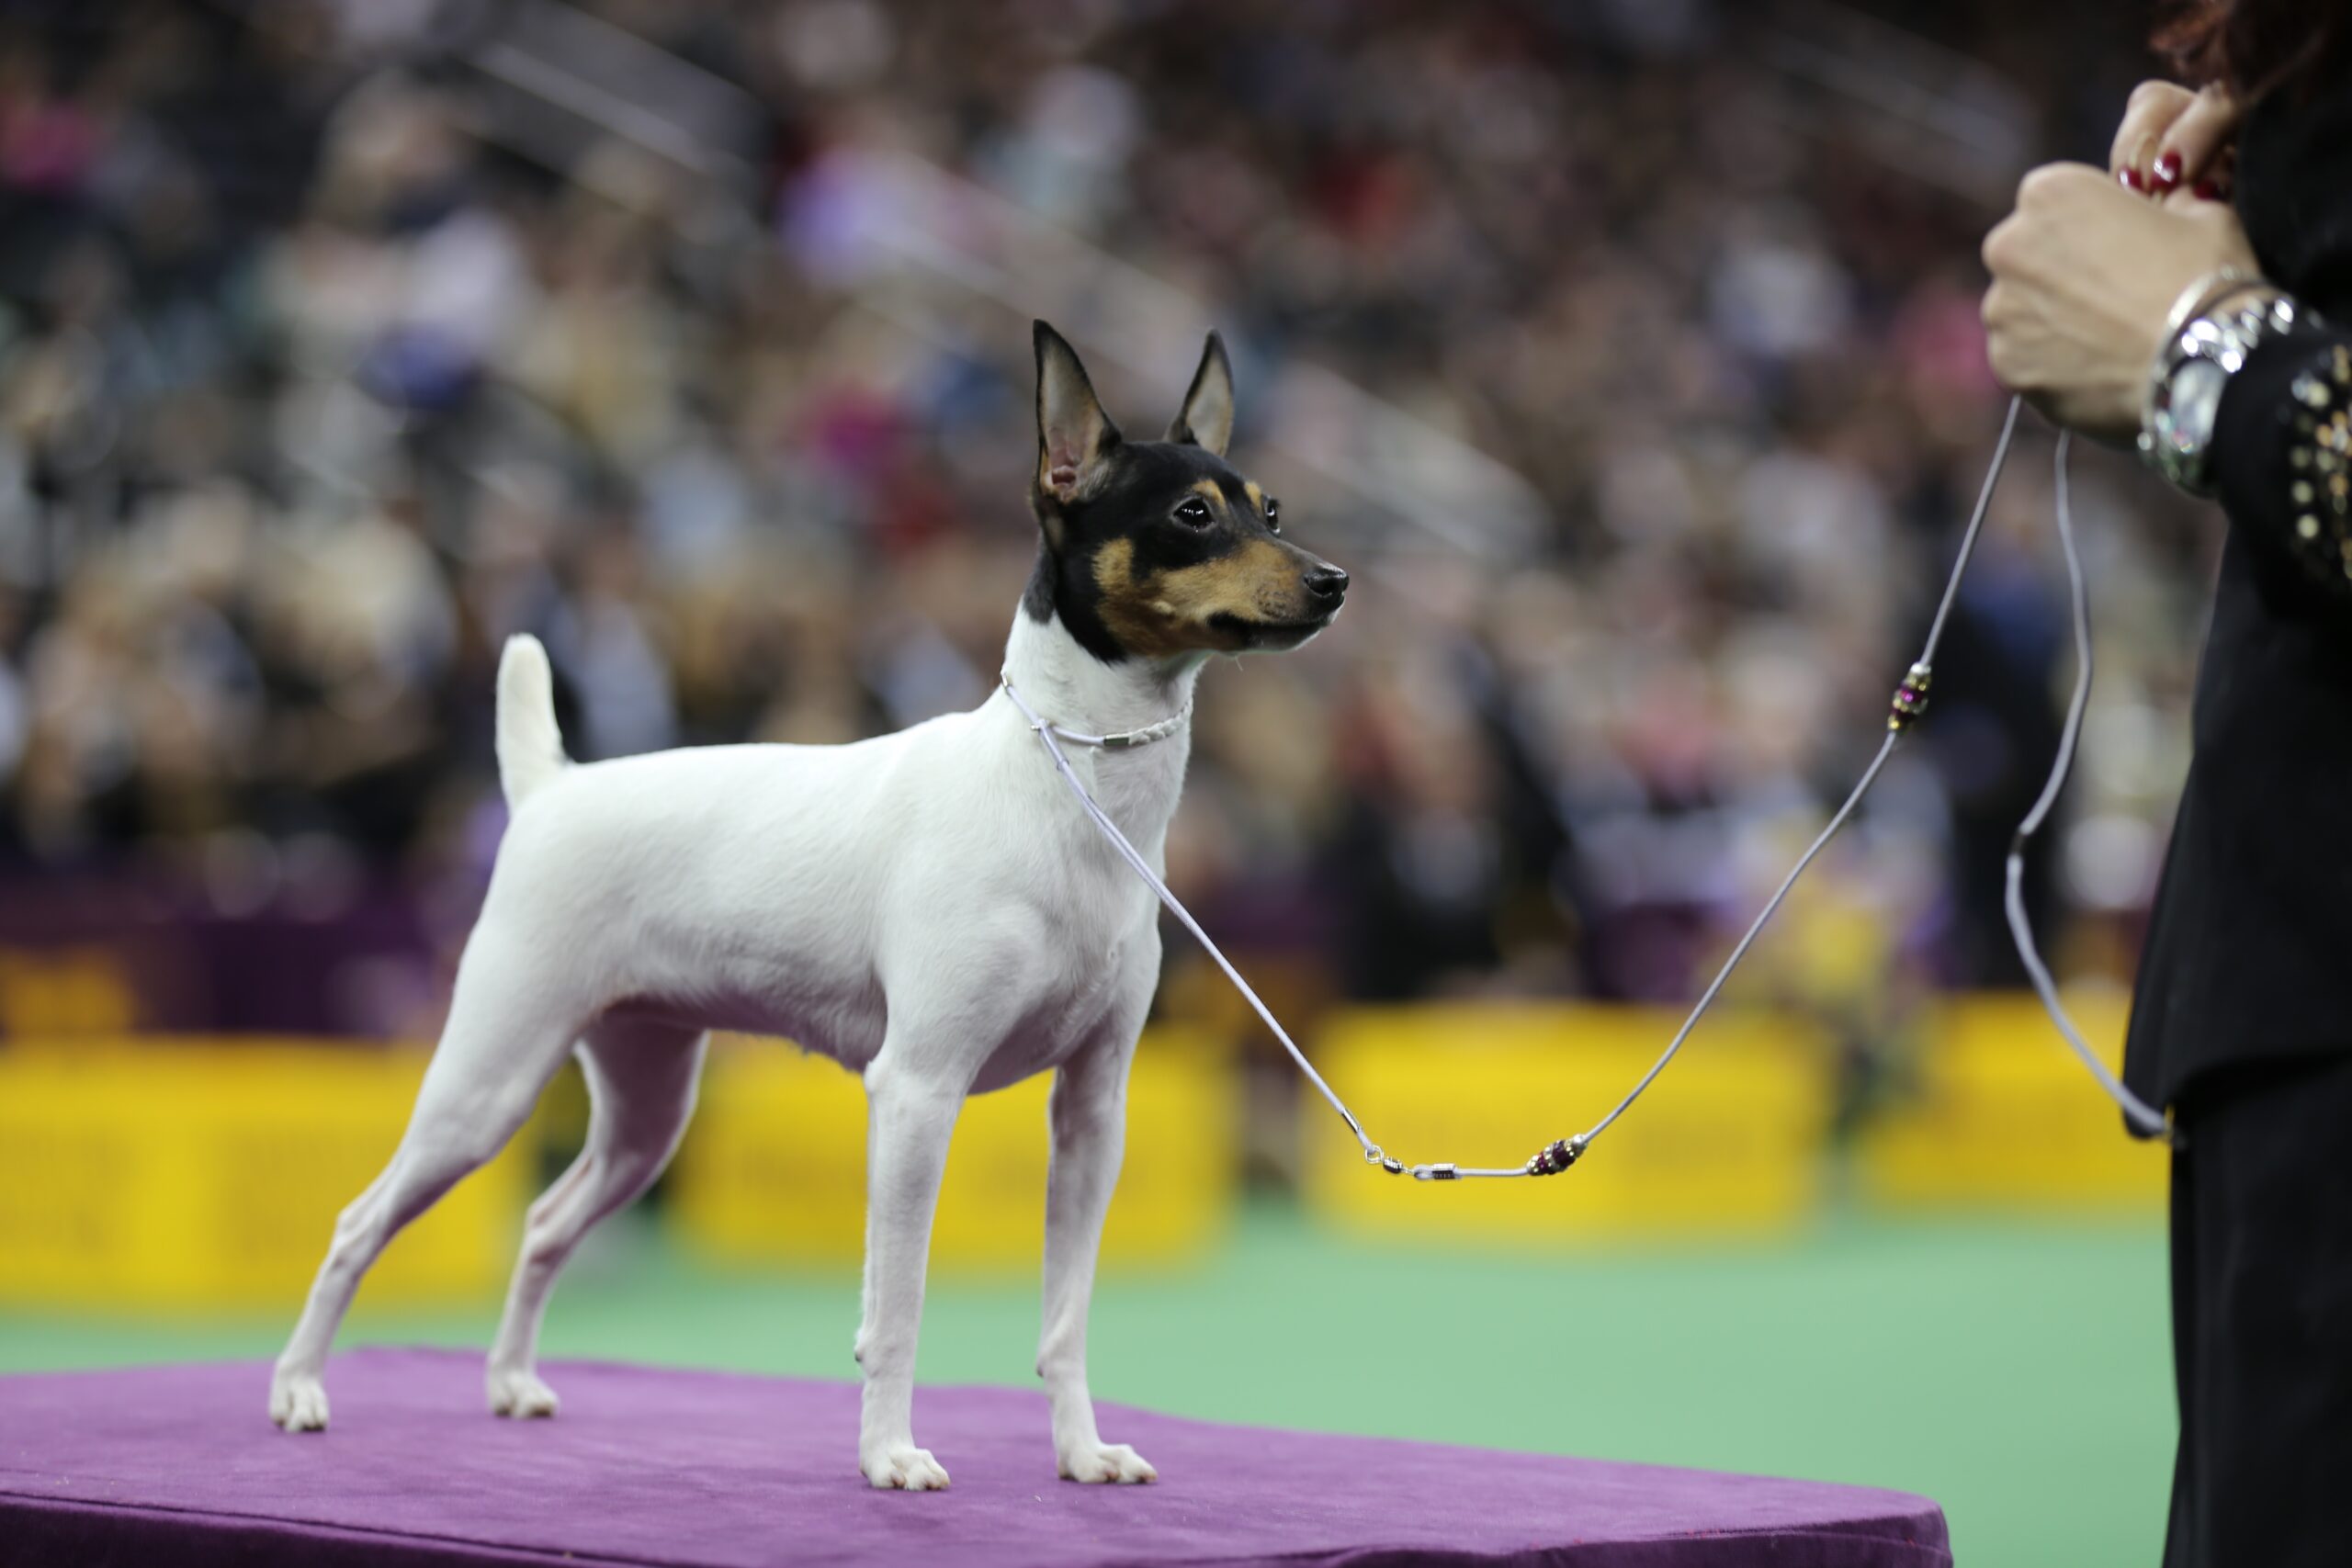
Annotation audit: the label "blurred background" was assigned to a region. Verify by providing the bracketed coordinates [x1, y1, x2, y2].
[0, 1, 2201, 1562]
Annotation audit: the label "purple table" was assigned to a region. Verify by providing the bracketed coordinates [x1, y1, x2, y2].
[0, 1349, 1949, 1567]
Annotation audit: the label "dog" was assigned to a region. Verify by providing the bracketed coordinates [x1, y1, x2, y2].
[268, 321, 1348, 1490]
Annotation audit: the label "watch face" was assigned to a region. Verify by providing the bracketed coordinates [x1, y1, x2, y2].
[2173, 359, 2227, 449]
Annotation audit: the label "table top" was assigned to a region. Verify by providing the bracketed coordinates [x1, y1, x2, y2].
[0, 1348, 1949, 1567]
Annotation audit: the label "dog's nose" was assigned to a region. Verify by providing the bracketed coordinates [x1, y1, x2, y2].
[1305, 566, 1349, 603]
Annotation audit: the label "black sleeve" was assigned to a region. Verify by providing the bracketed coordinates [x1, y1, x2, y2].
[2209, 327, 2352, 604]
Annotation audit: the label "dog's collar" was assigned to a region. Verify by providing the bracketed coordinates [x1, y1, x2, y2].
[999, 670, 1191, 750]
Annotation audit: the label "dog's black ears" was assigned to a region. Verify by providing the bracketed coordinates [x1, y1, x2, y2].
[1167, 331, 1234, 457]
[1035, 321, 1121, 506]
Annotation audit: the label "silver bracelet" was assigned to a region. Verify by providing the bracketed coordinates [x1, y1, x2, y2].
[2140, 267, 2306, 498]
[2159, 265, 2254, 348]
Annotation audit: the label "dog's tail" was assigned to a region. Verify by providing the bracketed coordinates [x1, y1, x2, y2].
[496, 634, 568, 807]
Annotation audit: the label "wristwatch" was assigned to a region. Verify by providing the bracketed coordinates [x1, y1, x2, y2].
[2141, 267, 2306, 497]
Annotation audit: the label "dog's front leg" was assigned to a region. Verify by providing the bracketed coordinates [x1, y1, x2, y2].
[1038, 1034, 1157, 1483]
[854, 1056, 963, 1491]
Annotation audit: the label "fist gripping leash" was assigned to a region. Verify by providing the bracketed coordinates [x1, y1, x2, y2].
[1008, 395, 2172, 1185]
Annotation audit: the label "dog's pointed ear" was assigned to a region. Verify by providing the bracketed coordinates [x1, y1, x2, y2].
[1035, 321, 1121, 505]
[1167, 331, 1234, 457]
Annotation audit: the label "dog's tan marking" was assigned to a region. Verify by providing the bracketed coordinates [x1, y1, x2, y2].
[1093, 536, 1306, 657]
[1242, 480, 1264, 515]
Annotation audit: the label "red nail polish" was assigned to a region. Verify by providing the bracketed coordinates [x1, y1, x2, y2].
[2120, 167, 2146, 192]
[2154, 151, 2183, 186]
[2194, 179, 2222, 201]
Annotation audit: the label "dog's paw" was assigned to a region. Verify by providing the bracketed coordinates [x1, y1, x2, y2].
[862, 1444, 951, 1491]
[1058, 1441, 1157, 1484]
[486, 1366, 560, 1419]
[269, 1370, 330, 1432]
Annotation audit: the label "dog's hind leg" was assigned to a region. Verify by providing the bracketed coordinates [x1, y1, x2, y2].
[269, 938, 586, 1433]
[484, 1019, 707, 1418]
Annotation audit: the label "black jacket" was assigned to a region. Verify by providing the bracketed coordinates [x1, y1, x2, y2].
[2124, 67, 2352, 1112]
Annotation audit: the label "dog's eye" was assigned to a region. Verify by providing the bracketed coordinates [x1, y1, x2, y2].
[1173, 497, 1214, 528]
[1263, 497, 1281, 534]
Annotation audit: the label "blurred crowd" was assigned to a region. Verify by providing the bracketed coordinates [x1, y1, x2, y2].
[0, 0, 2222, 1053]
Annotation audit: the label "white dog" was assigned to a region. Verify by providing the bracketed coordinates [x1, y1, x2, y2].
[269, 321, 1348, 1490]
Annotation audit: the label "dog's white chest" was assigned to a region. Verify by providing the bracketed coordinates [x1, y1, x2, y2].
[965, 771, 1169, 1091]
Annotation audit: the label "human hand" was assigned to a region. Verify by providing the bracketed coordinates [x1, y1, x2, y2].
[1982, 163, 2259, 442]
[2109, 79, 2241, 198]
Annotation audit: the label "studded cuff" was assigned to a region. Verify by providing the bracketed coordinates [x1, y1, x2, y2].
[2211, 330, 2352, 600]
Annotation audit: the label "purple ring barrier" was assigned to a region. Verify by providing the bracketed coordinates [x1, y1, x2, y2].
[0, 1348, 1950, 1567]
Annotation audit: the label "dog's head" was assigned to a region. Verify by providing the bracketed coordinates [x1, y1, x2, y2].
[1023, 321, 1348, 664]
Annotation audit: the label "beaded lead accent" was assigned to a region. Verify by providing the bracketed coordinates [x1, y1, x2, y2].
[1527, 1134, 1589, 1176]
[1887, 661, 1933, 734]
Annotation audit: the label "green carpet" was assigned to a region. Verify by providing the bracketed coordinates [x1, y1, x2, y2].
[0, 1203, 2170, 1566]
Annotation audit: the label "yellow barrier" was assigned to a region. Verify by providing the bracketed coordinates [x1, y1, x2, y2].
[671, 1031, 1233, 1274]
[1300, 1004, 1831, 1243]
[1859, 990, 2165, 1209]
[0, 1040, 525, 1309]
[0, 993, 2162, 1313]
[0, 948, 142, 1035]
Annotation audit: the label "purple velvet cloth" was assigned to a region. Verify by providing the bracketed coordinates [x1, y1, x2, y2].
[0, 1349, 1949, 1567]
